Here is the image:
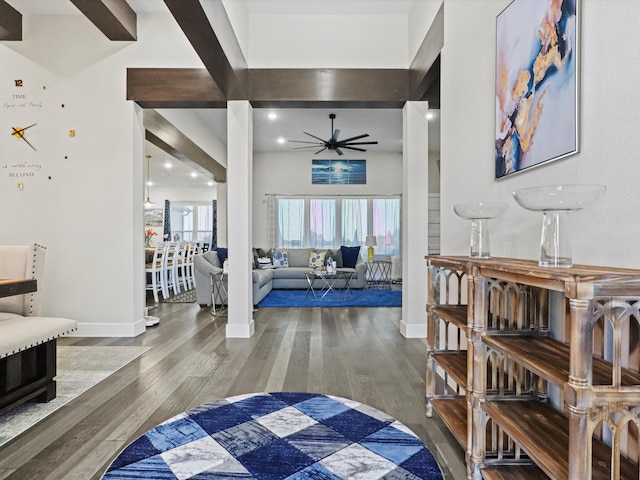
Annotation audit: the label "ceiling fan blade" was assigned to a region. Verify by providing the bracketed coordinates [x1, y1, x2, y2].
[314, 147, 327, 154]
[339, 133, 369, 143]
[342, 141, 378, 146]
[304, 132, 327, 143]
[331, 129, 341, 142]
[289, 140, 324, 145]
[293, 145, 323, 150]
[335, 147, 344, 156]
[341, 146, 367, 152]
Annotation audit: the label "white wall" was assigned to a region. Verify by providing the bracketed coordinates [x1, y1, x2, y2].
[408, 0, 443, 60]
[440, 0, 640, 269]
[247, 14, 408, 67]
[0, 13, 215, 336]
[252, 151, 403, 248]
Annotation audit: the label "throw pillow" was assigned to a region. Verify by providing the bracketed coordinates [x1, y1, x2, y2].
[272, 250, 289, 268]
[252, 248, 259, 269]
[216, 247, 228, 265]
[309, 250, 326, 269]
[326, 249, 343, 268]
[258, 257, 273, 269]
[340, 245, 360, 268]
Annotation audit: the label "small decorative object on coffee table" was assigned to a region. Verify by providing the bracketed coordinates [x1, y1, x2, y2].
[453, 202, 508, 259]
[513, 184, 606, 267]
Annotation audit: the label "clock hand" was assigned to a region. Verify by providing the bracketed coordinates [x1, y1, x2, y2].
[10, 123, 37, 136]
[11, 126, 37, 151]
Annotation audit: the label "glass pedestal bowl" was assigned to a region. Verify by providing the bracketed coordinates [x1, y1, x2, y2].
[453, 202, 508, 259]
[512, 185, 606, 268]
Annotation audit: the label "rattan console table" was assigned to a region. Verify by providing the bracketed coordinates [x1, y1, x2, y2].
[426, 255, 640, 480]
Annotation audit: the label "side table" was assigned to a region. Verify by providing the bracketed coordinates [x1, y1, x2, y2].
[210, 271, 228, 316]
[366, 259, 392, 289]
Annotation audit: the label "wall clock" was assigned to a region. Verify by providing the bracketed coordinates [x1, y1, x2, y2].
[11, 123, 37, 151]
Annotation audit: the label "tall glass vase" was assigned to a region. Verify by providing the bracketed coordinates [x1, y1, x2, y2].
[513, 185, 606, 268]
[453, 202, 508, 259]
[539, 210, 571, 267]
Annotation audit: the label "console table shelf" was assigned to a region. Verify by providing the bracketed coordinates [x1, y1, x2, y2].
[426, 255, 640, 480]
[481, 465, 549, 480]
[432, 397, 467, 448]
[483, 401, 638, 480]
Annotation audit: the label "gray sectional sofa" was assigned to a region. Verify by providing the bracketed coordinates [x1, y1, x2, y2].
[193, 247, 367, 307]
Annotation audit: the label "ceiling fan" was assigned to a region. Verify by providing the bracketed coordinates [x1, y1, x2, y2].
[289, 113, 378, 155]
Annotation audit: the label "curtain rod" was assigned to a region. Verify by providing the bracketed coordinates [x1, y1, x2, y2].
[264, 193, 402, 198]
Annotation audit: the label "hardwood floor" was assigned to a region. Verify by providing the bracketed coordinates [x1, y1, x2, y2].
[0, 302, 467, 480]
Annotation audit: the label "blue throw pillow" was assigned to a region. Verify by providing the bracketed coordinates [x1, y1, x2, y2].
[340, 246, 360, 268]
[216, 248, 228, 265]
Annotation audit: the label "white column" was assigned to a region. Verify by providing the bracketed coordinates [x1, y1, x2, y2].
[225, 101, 254, 338]
[216, 183, 228, 247]
[401, 101, 429, 338]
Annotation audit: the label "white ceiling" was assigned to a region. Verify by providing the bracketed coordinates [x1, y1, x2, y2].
[7, 0, 440, 187]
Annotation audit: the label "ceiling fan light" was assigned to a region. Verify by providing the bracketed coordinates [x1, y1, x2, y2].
[288, 113, 377, 154]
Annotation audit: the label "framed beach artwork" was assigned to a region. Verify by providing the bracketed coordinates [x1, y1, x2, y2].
[312, 159, 366, 185]
[495, 0, 579, 179]
[144, 207, 164, 226]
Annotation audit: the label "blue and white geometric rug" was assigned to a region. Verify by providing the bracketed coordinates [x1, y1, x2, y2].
[102, 392, 443, 479]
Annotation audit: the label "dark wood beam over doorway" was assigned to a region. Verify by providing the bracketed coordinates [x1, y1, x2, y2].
[0, 1, 22, 41]
[70, 0, 137, 41]
[127, 68, 227, 109]
[144, 109, 226, 183]
[127, 68, 409, 109]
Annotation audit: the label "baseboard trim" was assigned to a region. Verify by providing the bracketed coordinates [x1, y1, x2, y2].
[400, 320, 427, 338]
[226, 320, 255, 338]
[70, 319, 147, 337]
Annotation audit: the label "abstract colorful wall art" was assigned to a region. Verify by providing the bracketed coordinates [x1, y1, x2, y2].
[495, 0, 579, 178]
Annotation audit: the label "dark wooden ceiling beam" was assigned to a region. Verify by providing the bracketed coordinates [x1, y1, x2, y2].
[163, 0, 247, 99]
[0, 1, 22, 41]
[127, 68, 227, 108]
[144, 109, 226, 183]
[127, 68, 409, 108]
[249, 69, 408, 108]
[69, 0, 136, 40]
[408, 3, 443, 104]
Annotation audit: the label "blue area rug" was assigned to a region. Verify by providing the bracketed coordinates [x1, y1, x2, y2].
[258, 289, 402, 308]
[103, 392, 443, 480]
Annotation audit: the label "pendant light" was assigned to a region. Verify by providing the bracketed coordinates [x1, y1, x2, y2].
[144, 154, 156, 207]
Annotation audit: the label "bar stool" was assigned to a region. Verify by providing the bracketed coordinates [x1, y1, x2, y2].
[145, 244, 167, 303]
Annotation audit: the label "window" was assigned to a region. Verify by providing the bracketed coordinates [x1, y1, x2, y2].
[275, 195, 401, 259]
[170, 201, 213, 244]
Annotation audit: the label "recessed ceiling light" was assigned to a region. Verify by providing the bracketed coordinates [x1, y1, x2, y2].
[426, 112, 435, 120]
[268, 112, 277, 120]
[164, 162, 172, 169]
[207, 181, 214, 186]
[277, 137, 285, 144]
[146, 181, 153, 186]
[190, 172, 198, 178]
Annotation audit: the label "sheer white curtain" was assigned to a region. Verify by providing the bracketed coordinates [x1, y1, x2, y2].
[341, 199, 367, 247]
[276, 197, 305, 248]
[273, 195, 401, 267]
[309, 199, 336, 248]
